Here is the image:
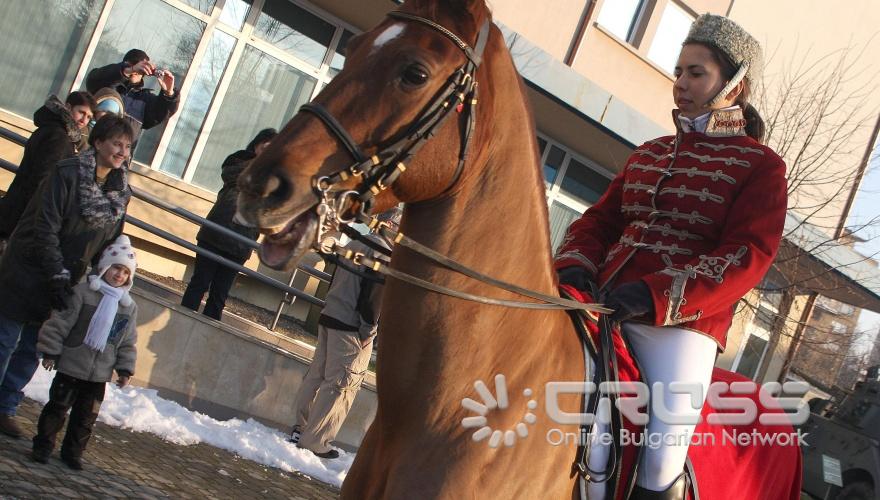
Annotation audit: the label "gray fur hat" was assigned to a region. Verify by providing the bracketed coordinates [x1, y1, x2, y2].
[684, 14, 762, 103]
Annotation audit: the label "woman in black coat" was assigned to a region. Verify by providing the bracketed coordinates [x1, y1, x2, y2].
[181, 128, 277, 320]
[0, 115, 133, 438]
[0, 92, 96, 240]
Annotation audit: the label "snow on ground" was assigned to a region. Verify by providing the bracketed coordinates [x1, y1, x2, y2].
[24, 367, 352, 488]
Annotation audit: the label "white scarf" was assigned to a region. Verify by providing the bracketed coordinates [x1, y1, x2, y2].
[84, 281, 125, 352]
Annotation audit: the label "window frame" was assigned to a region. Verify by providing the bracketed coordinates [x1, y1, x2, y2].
[645, 0, 696, 74]
[536, 131, 616, 251]
[731, 282, 784, 379]
[595, 0, 650, 45]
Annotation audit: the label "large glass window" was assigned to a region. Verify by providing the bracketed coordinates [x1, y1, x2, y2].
[191, 46, 317, 191]
[159, 31, 236, 177]
[88, 0, 206, 164]
[596, 0, 644, 42]
[218, 0, 252, 30]
[178, 0, 216, 15]
[254, 1, 335, 68]
[735, 283, 782, 379]
[734, 334, 768, 380]
[0, 0, 103, 118]
[543, 145, 565, 187]
[647, 2, 694, 74]
[539, 135, 614, 252]
[560, 158, 612, 205]
[549, 201, 584, 252]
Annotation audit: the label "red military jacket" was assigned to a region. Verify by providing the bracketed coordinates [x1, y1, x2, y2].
[555, 108, 787, 351]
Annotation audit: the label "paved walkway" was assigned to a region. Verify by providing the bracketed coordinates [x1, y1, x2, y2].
[0, 399, 339, 499]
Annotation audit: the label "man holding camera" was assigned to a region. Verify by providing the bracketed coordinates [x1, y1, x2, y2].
[85, 48, 179, 147]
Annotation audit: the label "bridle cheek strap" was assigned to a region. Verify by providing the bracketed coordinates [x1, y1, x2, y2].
[304, 12, 492, 220]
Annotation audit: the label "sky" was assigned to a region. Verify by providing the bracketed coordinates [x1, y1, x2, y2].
[849, 137, 880, 354]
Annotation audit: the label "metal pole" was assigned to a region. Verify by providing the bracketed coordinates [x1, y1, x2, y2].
[130, 185, 332, 282]
[270, 269, 299, 331]
[125, 215, 325, 308]
[0, 127, 332, 282]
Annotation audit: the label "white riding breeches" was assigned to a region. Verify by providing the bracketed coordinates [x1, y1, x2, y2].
[585, 322, 716, 497]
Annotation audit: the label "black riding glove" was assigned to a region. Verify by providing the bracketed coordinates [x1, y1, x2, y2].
[48, 274, 74, 311]
[605, 281, 655, 323]
[556, 266, 598, 294]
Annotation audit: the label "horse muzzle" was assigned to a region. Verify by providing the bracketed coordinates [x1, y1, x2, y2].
[235, 165, 323, 270]
[256, 207, 319, 270]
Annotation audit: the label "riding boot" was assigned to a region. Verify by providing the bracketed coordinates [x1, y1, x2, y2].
[628, 473, 688, 500]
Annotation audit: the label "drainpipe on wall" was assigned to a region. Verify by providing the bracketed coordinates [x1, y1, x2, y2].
[563, 0, 596, 67]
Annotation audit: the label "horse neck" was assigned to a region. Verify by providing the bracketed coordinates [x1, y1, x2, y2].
[377, 43, 577, 424]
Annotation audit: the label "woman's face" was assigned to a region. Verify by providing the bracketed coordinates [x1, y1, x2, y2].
[94, 134, 132, 170]
[68, 104, 94, 130]
[673, 44, 737, 118]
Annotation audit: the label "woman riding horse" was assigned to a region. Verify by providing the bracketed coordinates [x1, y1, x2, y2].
[556, 14, 787, 500]
[234, 1, 800, 498]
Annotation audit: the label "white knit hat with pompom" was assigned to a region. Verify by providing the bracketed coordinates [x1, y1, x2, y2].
[88, 235, 137, 307]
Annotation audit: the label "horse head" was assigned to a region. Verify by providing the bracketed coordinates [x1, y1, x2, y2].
[236, 0, 494, 270]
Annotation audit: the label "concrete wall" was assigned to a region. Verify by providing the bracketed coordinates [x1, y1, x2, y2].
[129, 282, 376, 451]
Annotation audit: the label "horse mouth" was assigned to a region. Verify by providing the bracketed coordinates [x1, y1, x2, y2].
[258, 208, 319, 270]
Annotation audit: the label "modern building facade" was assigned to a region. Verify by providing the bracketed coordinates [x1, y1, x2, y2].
[0, 0, 878, 386]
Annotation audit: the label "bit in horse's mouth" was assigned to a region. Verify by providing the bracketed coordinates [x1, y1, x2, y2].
[258, 208, 319, 270]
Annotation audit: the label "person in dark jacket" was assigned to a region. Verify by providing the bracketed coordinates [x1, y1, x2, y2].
[181, 129, 277, 320]
[84, 48, 179, 146]
[0, 115, 133, 439]
[0, 91, 96, 240]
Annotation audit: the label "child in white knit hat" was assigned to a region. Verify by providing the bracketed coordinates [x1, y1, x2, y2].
[31, 235, 138, 470]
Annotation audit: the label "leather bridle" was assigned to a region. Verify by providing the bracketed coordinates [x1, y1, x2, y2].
[303, 11, 489, 227]
[301, 11, 610, 314]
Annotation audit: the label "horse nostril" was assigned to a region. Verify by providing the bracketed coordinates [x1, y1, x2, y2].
[260, 173, 292, 203]
[238, 169, 292, 205]
[262, 175, 281, 197]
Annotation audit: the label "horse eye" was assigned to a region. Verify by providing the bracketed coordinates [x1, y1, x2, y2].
[402, 64, 429, 87]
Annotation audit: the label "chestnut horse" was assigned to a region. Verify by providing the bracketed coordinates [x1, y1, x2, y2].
[236, 0, 802, 498]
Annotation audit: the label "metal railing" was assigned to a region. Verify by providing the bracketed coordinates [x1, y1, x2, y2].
[0, 127, 330, 331]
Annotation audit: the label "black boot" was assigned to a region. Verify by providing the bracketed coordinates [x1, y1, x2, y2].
[629, 473, 688, 500]
[31, 447, 50, 464]
[61, 454, 83, 470]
